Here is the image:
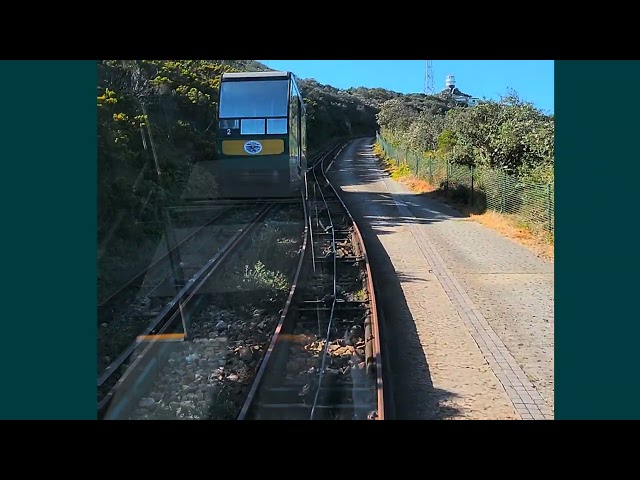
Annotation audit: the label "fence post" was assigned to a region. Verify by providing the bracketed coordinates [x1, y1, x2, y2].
[445, 161, 449, 196]
[470, 165, 474, 206]
[546, 183, 552, 234]
[501, 170, 506, 213]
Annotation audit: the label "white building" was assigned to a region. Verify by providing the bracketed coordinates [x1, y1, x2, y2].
[439, 74, 480, 106]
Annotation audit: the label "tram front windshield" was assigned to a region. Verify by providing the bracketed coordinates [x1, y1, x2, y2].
[219, 79, 289, 118]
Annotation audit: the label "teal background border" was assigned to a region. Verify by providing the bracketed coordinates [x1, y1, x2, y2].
[1, 60, 96, 419]
[1, 59, 638, 420]
[555, 60, 639, 420]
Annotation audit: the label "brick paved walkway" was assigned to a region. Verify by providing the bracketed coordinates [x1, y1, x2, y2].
[389, 192, 552, 420]
[328, 138, 554, 420]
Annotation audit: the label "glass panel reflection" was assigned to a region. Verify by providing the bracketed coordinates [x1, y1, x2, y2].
[219, 79, 289, 118]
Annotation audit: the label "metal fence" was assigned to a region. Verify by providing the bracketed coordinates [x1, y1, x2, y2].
[376, 132, 554, 237]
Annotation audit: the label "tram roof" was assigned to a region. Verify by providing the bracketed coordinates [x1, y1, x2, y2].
[221, 71, 291, 81]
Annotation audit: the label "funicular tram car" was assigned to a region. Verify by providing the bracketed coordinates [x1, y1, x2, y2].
[215, 71, 308, 198]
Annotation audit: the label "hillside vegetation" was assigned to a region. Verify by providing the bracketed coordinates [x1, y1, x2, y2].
[97, 59, 385, 299]
[373, 88, 555, 256]
[98, 60, 554, 298]
[376, 88, 554, 184]
[97, 59, 384, 237]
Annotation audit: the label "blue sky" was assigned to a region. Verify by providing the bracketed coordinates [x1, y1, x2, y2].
[257, 60, 554, 114]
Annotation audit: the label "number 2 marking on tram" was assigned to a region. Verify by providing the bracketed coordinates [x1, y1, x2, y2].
[226, 129, 231, 135]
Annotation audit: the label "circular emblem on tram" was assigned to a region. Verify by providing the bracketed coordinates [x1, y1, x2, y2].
[244, 140, 263, 155]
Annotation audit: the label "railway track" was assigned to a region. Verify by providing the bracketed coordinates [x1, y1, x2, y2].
[97, 141, 383, 420]
[98, 204, 265, 374]
[238, 141, 384, 420]
[98, 201, 281, 417]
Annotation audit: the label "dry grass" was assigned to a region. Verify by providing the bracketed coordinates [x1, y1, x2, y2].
[404, 176, 437, 194]
[372, 143, 554, 262]
[427, 186, 554, 261]
[468, 211, 554, 261]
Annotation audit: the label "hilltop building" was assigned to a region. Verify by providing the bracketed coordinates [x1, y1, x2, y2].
[439, 74, 480, 106]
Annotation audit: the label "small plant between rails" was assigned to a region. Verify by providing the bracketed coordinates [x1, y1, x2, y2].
[238, 141, 385, 420]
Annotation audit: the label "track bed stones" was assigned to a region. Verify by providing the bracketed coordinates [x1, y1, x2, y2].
[128, 304, 290, 420]
[109, 201, 305, 419]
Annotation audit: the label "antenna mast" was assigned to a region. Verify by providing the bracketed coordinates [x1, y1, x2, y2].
[425, 60, 435, 94]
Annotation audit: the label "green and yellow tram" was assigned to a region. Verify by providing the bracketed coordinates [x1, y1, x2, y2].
[215, 71, 307, 198]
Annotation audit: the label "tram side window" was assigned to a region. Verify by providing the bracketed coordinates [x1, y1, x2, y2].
[301, 106, 306, 163]
[290, 85, 299, 165]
